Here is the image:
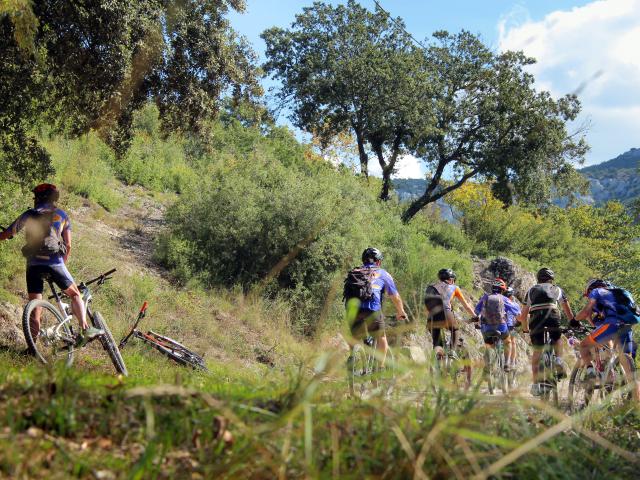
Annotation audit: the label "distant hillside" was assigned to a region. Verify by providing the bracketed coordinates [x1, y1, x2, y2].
[392, 148, 640, 206]
[579, 148, 640, 205]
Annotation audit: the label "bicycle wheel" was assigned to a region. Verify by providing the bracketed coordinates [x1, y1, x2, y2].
[451, 346, 472, 391]
[145, 332, 208, 371]
[92, 312, 128, 376]
[603, 355, 635, 406]
[348, 344, 369, 396]
[22, 299, 74, 367]
[497, 351, 508, 395]
[568, 366, 597, 413]
[484, 349, 494, 395]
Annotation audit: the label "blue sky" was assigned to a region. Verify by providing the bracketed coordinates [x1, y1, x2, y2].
[230, 0, 640, 176]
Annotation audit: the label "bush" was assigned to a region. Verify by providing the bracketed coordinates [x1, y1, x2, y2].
[115, 104, 197, 193]
[46, 133, 123, 211]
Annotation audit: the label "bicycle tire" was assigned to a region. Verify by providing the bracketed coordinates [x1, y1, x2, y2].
[568, 366, 597, 413]
[22, 299, 74, 367]
[145, 332, 208, 371]
[484, 349, 494, 395]
[602, 355, 635, 405]
[92, 312, 128, 376]
[348, 344, 368, 396]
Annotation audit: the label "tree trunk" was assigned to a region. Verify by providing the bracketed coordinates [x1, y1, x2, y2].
[354, 129, 368, 178]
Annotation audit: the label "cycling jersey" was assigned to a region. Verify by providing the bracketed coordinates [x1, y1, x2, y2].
[524, 283, 567, 347]
[588, 287, 634, 349]
[356, 263, 398, 312]
[475, 294, 521, 328]
[6, 203, 71, 266]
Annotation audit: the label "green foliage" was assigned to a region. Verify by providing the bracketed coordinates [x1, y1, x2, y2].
[402, 30, 588, 221]
[117, 105, 197, 193]
[45, 133, 123, 212]
[1, 0, 259, 184]
[262, 0, 430, 198]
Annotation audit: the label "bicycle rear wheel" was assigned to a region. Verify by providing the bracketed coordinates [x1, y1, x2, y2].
[603, 355, 635, 406]
[92, 312, 128, 376]
[568, 366, 598, 413]
[145, 331, 208, 371]
[348, 344, 369, 396]
[22, 299, 74, 367]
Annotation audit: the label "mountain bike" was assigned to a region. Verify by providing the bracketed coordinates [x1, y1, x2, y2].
[348, 316, 397, 397]
[119, 302, 208, 372]
[568, 324, 636, 412]
[22, 268, 127, 375]
[430, 323, 471, 392]
[481, 328, 509, 395]
[536, 327, 565, 406]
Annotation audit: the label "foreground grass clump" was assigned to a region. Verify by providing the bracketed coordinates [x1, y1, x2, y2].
[0, 349, 638, 479]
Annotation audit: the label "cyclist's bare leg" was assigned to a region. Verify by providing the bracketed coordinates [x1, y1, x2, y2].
[579, 338, 595, 368]
[63, 284, 88, 330]
[531, 349, 542, 383]
[27, 293, 42, 339]
[504, 336, 513, 364]
[377, 334, 388, 368]
[615, 342, 639, 401]
[509, 335, 517, 365]
[553, 339, 563, 361]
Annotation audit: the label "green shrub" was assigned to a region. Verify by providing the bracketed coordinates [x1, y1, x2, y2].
[44, 133, 122, 211]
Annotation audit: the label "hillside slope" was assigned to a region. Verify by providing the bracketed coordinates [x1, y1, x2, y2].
[393, 147, 640, 206]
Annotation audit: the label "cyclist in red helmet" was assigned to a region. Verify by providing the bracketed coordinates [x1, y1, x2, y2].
[0, 184, 103, 350]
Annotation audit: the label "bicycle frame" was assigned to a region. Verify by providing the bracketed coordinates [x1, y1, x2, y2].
[44, 269, 116, 350]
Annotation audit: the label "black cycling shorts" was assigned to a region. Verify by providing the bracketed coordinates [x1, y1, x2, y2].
[529, 311, 561, 347]
[26, 264, 75, 294]
[351, 310, 385, 339]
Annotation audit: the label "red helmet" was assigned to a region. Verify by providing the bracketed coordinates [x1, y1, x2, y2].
[491, 278, 507, 293]
[32, 183, 59, 202]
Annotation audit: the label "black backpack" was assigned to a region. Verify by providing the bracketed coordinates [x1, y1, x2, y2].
[21, 209, 67, 259]
[343, 266, 377, 302]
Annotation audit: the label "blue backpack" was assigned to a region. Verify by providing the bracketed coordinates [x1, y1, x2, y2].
[608, 287, 640, 325]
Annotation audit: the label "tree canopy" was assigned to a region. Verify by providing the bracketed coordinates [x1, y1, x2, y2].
[402, 31, 589, 222]
[0, 0, 259, 185]
[262, 0, 431, 200]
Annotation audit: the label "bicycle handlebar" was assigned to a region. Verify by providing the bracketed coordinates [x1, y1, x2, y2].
[119, 301, 149, 349]
[84, 268, 117, 287]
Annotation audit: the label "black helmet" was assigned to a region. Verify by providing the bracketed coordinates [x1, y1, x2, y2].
[536, 267, 554, 283]
[438, 268, 456, 281]
[32, 183, 59, 203]
[504, 286, 514, 298]
[362, 247, 383, 264]
[584, 278, 607, 296]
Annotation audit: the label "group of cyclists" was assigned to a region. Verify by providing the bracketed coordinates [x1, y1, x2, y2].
[346, 247, 639, 400]
[2, 185, 638, 402]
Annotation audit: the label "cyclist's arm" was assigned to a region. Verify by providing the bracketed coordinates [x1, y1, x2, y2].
[519, 305, 530, 331]
[389, 293, 407, 319]
[575, 298, 596, 322]
[0, 214, 25, 240]
[455, 290, 476, 317]
[561, 299, 575, 322]
[62, 229, 71, 263]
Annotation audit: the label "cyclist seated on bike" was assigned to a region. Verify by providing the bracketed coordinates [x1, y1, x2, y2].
[519, 268, 575, 396]
[503, 287, 522, 371]
[574, 278, 640, 400]
[474, 279, 521, 371]
[424, 268, 476, 357]
[0, 184, 103, 346]
[344, 247, 407, 366]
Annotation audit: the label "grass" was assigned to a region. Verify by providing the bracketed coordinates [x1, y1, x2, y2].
[0, 346, 639, 479]
[0, 174, 639, 478]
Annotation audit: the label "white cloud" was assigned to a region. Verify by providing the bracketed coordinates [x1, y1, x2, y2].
[393, 154, 424, 179]
[498, 0, 640, 165]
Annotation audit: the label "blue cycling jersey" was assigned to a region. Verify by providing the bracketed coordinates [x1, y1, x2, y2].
[358, 263, 398, 312]
[6, 203, 71, 267]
